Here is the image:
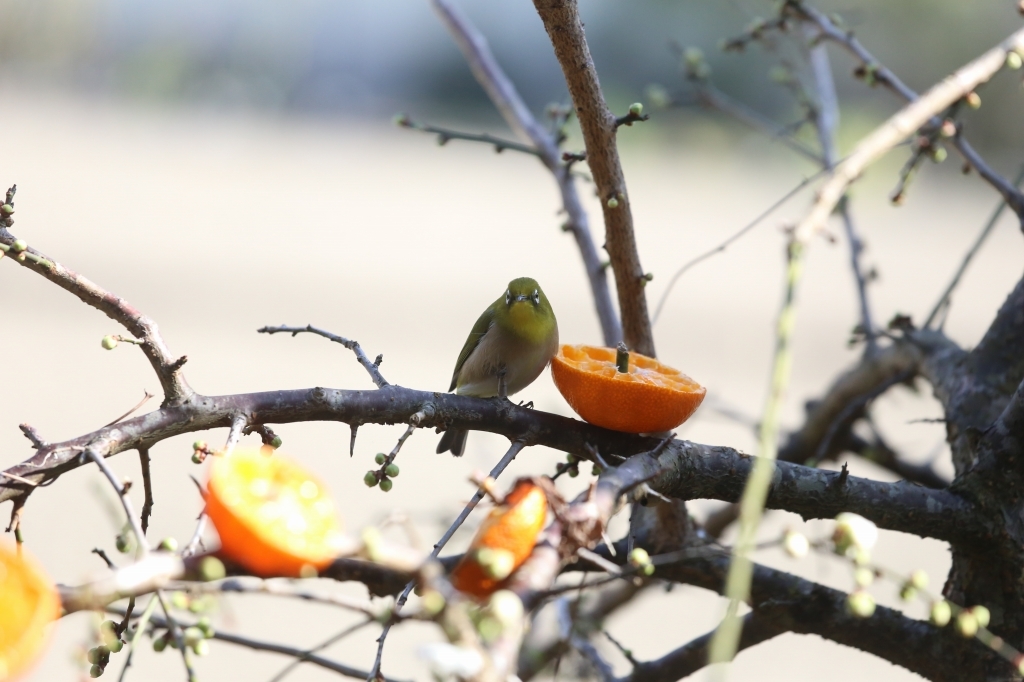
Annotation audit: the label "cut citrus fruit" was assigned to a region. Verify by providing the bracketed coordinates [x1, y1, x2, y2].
[0, 542, 60, 681]
[450, 479, 548, 598]
[206, 449, 346, 577]
[551, 344, 706, 433]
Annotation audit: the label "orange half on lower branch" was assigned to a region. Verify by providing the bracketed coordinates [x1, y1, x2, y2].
[450, 479, 548, 599]
[206, 448, 347, 577]
[551, 344, 706, 433]
[0, 543, 60, 681]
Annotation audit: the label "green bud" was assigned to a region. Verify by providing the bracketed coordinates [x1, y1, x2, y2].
[170, 592, 189, 610]
[628, 548, 650, 567]
[909, 569, 929, 590]
[364, 471, 378, 487]
[183, 627, 203, 647]
[606, 197, 619, 209]
[188, 596, 211, 613]
[477, 547, 516, 580]
[971, 605, 991, 629]
[845, 590, 876, 618]
[90, 664, 103, 678]
[159, 537, 179, 552]
[107, 638, 124, 653]
[565, 453, 577, 464]
[899, 585, 917, 601]
[1, 204, 14, 215]
[152, 635, 168, 652]
[478, 616, 503, 642]
[115, 532, 134, 554]
[628, 102, 643, 117]
[931, 147, 947, 163]
[191, 452, 203, 464]
[101, 336, 119, 350]
[269, 435, 283, 449]
[645, 84, 672, 109]
[374, 453, 386, 465]
[567, 467, 579, 478]
[193, 441, 207, 451]
[192, 639, 210, 656]
[88, 647, 105, 664]
[11, 239, 26, 252]
[930, 600, 952, 627]
[854, 567, 875, 588]
[385, 463, 400, 477]
[592, 463, 603, 475]
[197, 617, 215, 638]
[1007, 51, 1023, 70]
[956, 610, 979, 638]
[965, 92, 981, 109]
[379, 478, 393, 492]
[642, 563, 655, 576]
[422, 590, 446, 616]
[200, 556, 226, 581]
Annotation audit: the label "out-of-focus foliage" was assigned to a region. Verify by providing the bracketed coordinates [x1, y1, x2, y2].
[0, 0, 1019, 148]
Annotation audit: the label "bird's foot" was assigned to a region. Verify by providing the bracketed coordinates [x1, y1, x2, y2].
[518, 400, 534, 409]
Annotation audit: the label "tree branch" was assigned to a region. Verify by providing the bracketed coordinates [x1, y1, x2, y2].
[431, 0, 621, 346]
[531, 0, 653, 355]
[0, 230, 193, 405]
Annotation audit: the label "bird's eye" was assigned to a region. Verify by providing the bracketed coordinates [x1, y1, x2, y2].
[505, 290, 512, 306]
[531, 289, 539, 304]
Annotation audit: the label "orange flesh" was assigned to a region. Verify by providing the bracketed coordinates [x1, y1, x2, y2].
[206, 449, 345, 577]
[0, 543, 59, 681]
[551, 344, 706, 433]
[450, 481, 548, 598]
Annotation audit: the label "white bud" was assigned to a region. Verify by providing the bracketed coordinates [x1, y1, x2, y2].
[783, 530, 809, 558]
[833, 512, 878, 555]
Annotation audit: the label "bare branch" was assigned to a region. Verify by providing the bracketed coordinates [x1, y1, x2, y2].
[0, 229, 193, 405]
[258, 325, 389, 388]
[530, 0, 653, 354]
[792, 3, 1024, 220]
[431, 0, 621, 346]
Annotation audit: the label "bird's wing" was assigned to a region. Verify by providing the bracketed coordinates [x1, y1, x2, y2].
[449, 306, 495, 391]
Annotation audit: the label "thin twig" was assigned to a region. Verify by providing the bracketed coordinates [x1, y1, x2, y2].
[139, 447, 154, 535]
[116, 595, 158, 682]
[154, 590, 195, 681]
[87, 446, 148, 559]
[801, 28, 877, 351]
[104, 391, 156, 428]
[652, 170, 825, 324]
[925, 163, 1024, 328]
[258, 325, 389, 388]
[395, 114, 540, 156]
[265, 619, 375, 682]
[367, 439, 526, 680]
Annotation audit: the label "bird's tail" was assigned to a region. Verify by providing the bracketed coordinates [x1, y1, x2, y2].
[436, 428, 468, 457]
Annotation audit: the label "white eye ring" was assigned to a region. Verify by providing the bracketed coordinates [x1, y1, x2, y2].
[531, 289, 539, 304]
[505, 290, 512, 305]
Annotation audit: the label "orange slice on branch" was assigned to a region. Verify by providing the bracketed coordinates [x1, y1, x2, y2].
[450, 479, 548, 598]
[551, 344, 706, 433]
[0, 543, 60, 681]
[206, 449, 346, 577]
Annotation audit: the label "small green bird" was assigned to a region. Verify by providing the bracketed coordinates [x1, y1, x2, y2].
[437, 277, 559, 457]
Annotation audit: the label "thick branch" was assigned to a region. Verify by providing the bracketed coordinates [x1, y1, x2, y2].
[1, 386, 978, 544]
[431, 0, 621, 346]
[531, 0, 653, 355]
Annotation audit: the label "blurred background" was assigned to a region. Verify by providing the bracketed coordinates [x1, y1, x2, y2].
[0, 0, 1022, 680]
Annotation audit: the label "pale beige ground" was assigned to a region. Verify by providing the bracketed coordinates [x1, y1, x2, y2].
[1, 88, 1021, 681]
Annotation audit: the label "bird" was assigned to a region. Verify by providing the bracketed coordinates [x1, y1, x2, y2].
[437, 277, 559, 457]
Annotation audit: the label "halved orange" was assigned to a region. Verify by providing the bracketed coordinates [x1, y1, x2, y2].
[450, 479, 548, 598]
[0, 542, 60, 681]
[206, 449, 346, 577]
[551, 344, 706, 433]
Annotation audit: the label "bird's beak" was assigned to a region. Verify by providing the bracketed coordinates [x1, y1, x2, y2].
[514, 294, 530, 303]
